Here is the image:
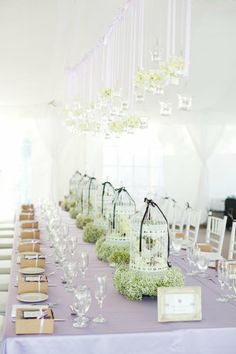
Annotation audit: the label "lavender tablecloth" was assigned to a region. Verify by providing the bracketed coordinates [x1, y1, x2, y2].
[1, 212, 236, 354]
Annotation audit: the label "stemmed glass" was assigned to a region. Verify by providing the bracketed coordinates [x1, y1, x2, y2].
[73, 286, 92, 328]
[186, 245, 199, 276]
[171, 234, 183, 256]
[78, 252, 89, 279]
[196, 252, 210, 277]
[63, 261, 78, 292]
[216, 260, 227, 302]
[93, 275, 107, 323]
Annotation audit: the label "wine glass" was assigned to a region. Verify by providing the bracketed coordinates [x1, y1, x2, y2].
[216, 260, 227, 302]
[93, 275, 107, 323]
[78, 252, 89, 279]
[63, 261, 78, 292]
[171, 235, 183, 256]
[73, 286, 92, 328]
[196, 252, 210, 277]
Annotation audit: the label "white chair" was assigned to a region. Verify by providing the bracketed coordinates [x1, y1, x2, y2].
[185, 208, 201, 244]
[0, 223, 14, 231]
[0, 315, 5, 342]
[205, 212, 227, 257]
[228, 220, 236, 260]
[0, 260, 11, 274]
[0, 230, 14, 238]
[171, 203, 189, 234]
[0, 291, 8, 313]
[0, 249, 12, 260]
[0, 238, 13, 249]
[0, 275, 10, 291]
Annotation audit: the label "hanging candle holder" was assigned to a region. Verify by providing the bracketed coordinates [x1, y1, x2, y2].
[177, 94, 192, 111]
[150, 40, 163, 63]
[130, 198, 170, 273]
[69, 171, 82, 199]
[160, 102, 172, 116]
[82, 177, 99, 217]
[107, 187, 136, 244]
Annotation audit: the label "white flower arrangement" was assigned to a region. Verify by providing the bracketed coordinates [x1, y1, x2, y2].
[83, 222, 106, 243]
[69, 206, 79, 219]
[114, 265, 184, 300]
[95, 237, 129, 263]
[76, 214, 94, 229]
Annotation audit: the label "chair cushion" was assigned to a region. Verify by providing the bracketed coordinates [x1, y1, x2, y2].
[0, 239, 13, 249]
[0, 260, 11, 274]
[0, 230, 14, 238]
[0, 292, 8, 313]
[0, 249, 12, 260]
[0, 275, 10, 291]
[0, 315, 5, 341]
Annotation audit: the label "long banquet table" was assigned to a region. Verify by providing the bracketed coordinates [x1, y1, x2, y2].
[1, 211, 236, 354]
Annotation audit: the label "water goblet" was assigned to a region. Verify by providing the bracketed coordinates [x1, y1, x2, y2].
[73, 286, 92, 328]
[171, 235, 183, 256]
[196, 252, 210, 277]
[216, 260, 227, 302]
[78, 252, 89, 279]
[93, 275, 107, 323]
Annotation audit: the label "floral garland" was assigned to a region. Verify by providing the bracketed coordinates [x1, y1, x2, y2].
[69, 207, 79, 219]
[114, 265, 184, 301]
[83, 222, 106, 243]
[95, 237, 129, 263]
[76, 214, 94, 229]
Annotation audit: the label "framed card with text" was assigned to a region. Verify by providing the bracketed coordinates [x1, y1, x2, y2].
[157, 286, 202, 322]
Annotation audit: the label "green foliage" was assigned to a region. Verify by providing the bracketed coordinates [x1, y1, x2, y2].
[76, 214, 94, 229]
[69, 207, 79, 219]
[95, 237, 129, 263]
[83, 223, 106, 243]
[114, 265, 184, 301]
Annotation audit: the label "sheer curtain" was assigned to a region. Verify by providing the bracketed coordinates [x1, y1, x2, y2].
[35, 107, 65, 203]
[186, 124, 224, 221]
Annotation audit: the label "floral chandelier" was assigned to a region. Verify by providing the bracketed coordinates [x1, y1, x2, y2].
[64, 0, 192, 137]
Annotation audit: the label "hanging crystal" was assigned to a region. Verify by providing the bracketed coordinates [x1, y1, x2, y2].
[160, 102, 172, 116]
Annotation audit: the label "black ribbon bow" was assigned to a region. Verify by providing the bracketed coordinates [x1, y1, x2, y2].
[139, 198, 171, 267]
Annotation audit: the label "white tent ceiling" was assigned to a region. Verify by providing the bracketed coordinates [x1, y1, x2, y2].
[0, 0, 235, 121]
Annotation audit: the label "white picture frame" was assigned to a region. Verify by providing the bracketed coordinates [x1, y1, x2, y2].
[157, 286, 202, 322]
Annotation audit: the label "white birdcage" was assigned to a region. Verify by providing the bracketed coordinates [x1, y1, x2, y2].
[96, 181, 115, 219]
[107, 187, 136, 244]
[130, 198, 170, 273]
[77, 174, 90, 213]
[69, 171, 81, 198]
[94, 181, 115, 229]
[82, 177, 99, 216]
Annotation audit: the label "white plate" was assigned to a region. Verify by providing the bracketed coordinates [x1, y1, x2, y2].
[17, 293, 48, 303]
[19, 267, 45, 275]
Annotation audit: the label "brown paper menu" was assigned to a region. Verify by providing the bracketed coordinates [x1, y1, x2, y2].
[197, 243, 213, 253]
[15, 308, 54, 334]
[19, 214, 35, 221]
[18, 275, 48, 294]
[21, 221, 39, 229]
[20, 230, 40, 240]
[20, 254, 45, 269]
[18, 242, 40, 253]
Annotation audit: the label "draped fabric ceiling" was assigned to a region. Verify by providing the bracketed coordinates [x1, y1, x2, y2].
[0, 0, 235, 217]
